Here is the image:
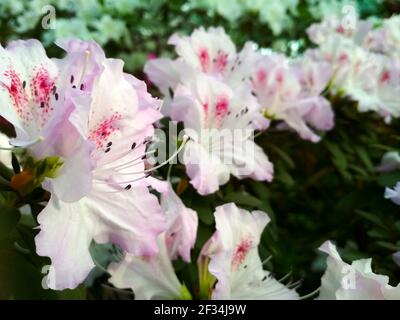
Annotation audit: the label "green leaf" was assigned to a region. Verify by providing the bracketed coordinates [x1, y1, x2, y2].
[0, 238, 56, 299]
[223, 192, 263, 208]
[0, 191, 17, 207]
[367, 228, 390, 240]
[249, 181, 270, 199]
[0, 207, 20, 239]
[394, 221, 400, 232]
[0, 161, 13, 180]
[356, 210, 387, 229]
[195, 224, 214, 250]
[325, 142, 347, 170]
[324, 141, 350, 180]
[348, 164, 368, 177]
[0, 176, 11, 190]
[191, 199, 214, 225]
[276, 168, 295, 187]
[377, 171, 400, 187]
[376, 241, 400, 251]
[268, 144, 295, 169]
[57, 285, 87, 300]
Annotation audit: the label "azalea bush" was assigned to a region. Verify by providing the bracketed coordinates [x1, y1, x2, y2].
[1, 0, 400, 300]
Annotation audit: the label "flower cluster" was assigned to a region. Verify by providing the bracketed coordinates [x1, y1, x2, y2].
[1, 14, 400, 300]
[145, 27, 335, 194]
[0, 38, 300, 299]
[306, 14, 400, 122]
[0, 38, 171, 289]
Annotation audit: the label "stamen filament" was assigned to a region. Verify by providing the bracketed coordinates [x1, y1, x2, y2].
[278, 270, 293, 283]
[94, 174, 148, 187]
[78, 50, 91, 86]
[300, 287, 320, 300]
[0, 137, 43, 150]
[112, 135, 189, 176]
[96, 149, 156, 173]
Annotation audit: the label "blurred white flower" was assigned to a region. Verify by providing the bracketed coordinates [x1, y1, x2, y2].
[393, 252, 400, 267]
[384, 182, 400, 206]
[0, 133, 12, 169]
[376, 151, 400, 173]
[318, 241, 400, 300]
[307, 14, 400, 121]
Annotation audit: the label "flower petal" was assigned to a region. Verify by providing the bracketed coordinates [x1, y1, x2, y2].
[161, 183, 198, 262]
[35, 196, 96, 290]
[183, 140, 230, 195]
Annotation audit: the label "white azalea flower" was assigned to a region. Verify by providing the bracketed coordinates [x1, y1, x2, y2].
[30, 39, 167, 290]
[108, 183, 198, 300]
[384, 182, 400, 206]
[169, 74, 272, 195]
[145, 27, 260, 94]
[318, 241, 400, 300]
[199, 203, 299, 300]
[376, 151, 400, 173]
[252, 53, 334, 142]
[0, 132, 12, 168]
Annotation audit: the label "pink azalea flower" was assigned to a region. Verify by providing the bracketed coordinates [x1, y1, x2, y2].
[108, 183, 198, 300]
[168, 74, 273, 195]
[199, 203, 299, 300]
[0, 39, 94, 201]
[252, 53, 334, 142]
[365, 15, 400, 59]
[318, 241, 400, 299]
[0, 39, 64, 147]
[307, 15, 400, 121]
[147, 52, 157, 61]
[32, 40, 166, 290]
[144, 27, 272, 195]
[168, 26, 237, 75]
[144, 27, 259, 96]
[307, 14, 372, 47]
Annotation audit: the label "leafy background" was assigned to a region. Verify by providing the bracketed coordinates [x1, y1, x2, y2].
[0, 0, 400, 299]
